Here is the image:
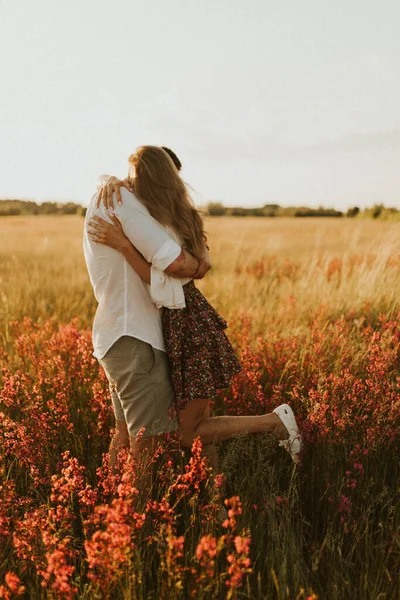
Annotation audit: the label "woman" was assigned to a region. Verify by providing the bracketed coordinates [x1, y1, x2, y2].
[88, 146, 302, 463]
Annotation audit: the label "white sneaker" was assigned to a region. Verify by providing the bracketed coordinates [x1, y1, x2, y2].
[272, 404, 302, 464]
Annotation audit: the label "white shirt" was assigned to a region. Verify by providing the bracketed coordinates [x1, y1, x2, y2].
[149, 225, 191, 309]
[83, 187, 188, 359]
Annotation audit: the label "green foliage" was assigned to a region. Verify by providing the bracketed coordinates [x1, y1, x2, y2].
[205, 201, 400, 220]
[2, 199, 399, 220]
[346, 206, 360, 218]
[360, 204, 400, 221]
[207, 202, 226, 216]
[206, 202, 344, 218]
[0, 199, 84, 216]
[281, 206, 343, 218]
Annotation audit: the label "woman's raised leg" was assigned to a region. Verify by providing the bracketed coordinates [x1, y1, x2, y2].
[176, 399, 289, 448]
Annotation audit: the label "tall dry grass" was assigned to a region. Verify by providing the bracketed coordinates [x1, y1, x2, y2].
[1, 215, 400, 335]
[0, 215, 399, 599]
[201, 217, 400, 333]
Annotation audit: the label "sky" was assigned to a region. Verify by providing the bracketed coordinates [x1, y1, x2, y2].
[1, 0, 399, 210]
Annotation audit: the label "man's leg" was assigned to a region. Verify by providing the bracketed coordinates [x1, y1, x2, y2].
[109, 419, 130, 471]
[104, 378, 130, 472]
[128, 432, 176, 507]
[100, 336, 179, 501]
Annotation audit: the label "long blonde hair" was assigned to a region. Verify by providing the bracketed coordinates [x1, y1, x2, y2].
[128, 146, 206, 259]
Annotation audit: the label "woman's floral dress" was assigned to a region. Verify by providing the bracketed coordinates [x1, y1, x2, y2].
[162, 279, 242, 412]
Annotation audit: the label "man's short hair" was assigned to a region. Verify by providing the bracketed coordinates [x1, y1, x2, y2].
[161, 147, 182, 171]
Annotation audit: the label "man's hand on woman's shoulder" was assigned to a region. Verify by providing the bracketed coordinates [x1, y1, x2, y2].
[96, 176, 133, 210]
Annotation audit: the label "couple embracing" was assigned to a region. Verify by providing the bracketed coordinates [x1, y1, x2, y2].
[83, 146, 301, 491]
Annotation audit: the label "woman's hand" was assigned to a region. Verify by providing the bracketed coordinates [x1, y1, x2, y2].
[192, 244, 212, 279]
[96, 176, 133, 210]
[87, 215, 131, 252]
[193, 257, 212, 279]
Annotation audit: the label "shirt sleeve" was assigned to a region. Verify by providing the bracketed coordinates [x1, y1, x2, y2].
[112, 188, 182, 270]
[148, 265, 186, 309]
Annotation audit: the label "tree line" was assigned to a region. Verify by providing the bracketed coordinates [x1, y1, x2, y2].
[0, 199, 85, 216]
[0, 199, 399, 220]
[206, 202, 400, 220]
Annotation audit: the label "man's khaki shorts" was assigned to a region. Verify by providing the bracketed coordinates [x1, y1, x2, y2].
[99, 336, 178, 439]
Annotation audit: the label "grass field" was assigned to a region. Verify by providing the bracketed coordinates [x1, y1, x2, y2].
[0, 215, 399, 599]
[2, 215, 400, 334]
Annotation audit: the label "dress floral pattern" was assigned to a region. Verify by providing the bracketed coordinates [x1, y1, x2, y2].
[162, 279, 242, 411]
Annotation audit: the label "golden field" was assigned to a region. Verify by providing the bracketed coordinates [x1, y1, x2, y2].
[1, 214, 400, 336]
[0, 215, 400, 599]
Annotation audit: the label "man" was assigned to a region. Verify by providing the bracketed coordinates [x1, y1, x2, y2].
[83, 174, 210, 479]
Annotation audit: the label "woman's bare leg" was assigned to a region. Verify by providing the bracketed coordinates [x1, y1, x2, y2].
[195, 412, 288, 444]
[177, 399, 289, 448]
